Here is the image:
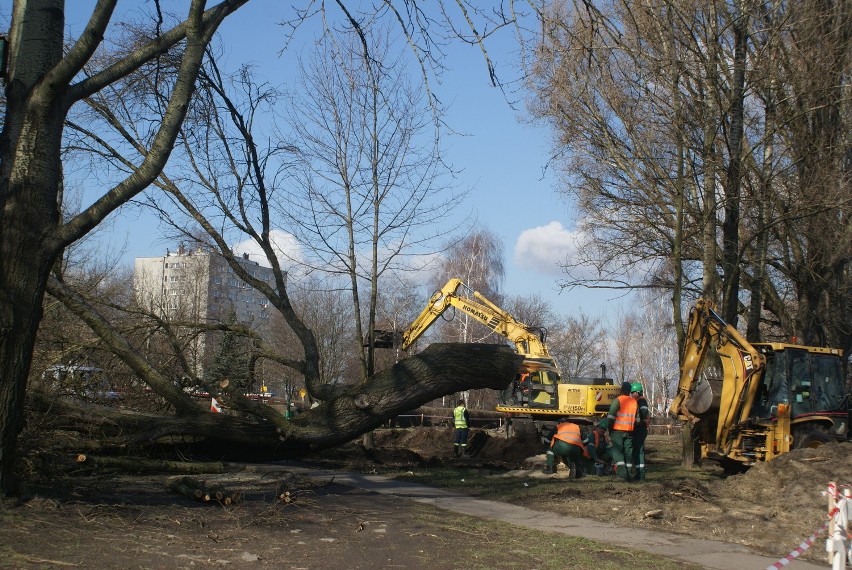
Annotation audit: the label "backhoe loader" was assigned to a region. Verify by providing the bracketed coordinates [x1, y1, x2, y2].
[669, 298, 848, 470]
[371, 278, 619, 423]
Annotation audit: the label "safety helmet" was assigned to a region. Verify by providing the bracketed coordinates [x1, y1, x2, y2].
[630, 381, 643, 394]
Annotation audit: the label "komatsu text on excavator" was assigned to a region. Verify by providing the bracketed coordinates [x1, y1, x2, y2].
[669, 298, 849, 471]
[371, 278, 619, 423]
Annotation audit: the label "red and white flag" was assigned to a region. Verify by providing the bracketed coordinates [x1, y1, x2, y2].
[211, 398, 222, 413]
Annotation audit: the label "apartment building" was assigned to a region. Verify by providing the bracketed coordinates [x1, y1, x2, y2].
[133, 245, 282, 378]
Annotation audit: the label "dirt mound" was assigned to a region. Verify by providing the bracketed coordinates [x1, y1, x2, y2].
[723, 441, 852, 521]
[373, 426, 540, 465]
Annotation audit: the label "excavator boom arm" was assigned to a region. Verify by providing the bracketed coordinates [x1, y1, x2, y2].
[380, 278, 553, 368]
[669, 299, 766, 452]
[397, 278, 464, 350]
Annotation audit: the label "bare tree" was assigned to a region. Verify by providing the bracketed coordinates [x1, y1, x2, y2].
[278, 26, 463, 384]
[373, 275, 428, 367]
[547, 312, 607, 378]
[0, 0, 257, 495]
[526, 0, 851, 347]
[635, 291, 679, 416]
[607, 310, 644, 386]
[287, 277, 357, 389]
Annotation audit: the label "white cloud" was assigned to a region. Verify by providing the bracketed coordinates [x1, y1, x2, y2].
[231, 230, 304, 271]
[513, 221, 582, 276]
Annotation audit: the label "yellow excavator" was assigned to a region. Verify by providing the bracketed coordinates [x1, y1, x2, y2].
[669, 298, 849, 471]
[372, 278, 619, 423]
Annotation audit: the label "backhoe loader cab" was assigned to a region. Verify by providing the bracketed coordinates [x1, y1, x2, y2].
[751, 343, 848, 442]
[670, 298, 848, 469]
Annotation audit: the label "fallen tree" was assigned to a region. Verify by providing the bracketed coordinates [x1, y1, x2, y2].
[28, 343, 520, 459]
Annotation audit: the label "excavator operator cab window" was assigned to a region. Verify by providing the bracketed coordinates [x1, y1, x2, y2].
[759, 348, 846, 419]
[810, 354, 845, 412]
[788, 349, 812, 417]
[528, 370, 557, 408]
[755, 352, 788, 419]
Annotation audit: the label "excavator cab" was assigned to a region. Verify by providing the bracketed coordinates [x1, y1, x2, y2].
[526, 369, 559, 408]
[751, 345, 847, 441]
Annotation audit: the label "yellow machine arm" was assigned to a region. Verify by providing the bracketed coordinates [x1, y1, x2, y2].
[398, 278, 550, 357]
[669, 298, 766, 451]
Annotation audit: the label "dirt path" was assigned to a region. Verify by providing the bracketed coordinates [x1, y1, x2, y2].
[4, 427, 849, 568]
[1, 468, 697, 570]
[317, 427, 852, 566]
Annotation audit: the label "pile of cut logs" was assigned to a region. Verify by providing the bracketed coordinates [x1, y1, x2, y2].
[166, 476, 243, 505]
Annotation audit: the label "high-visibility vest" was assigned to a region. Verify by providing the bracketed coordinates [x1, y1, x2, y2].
[551, 422, 590, 457]
[588, 429, 607, 448]
[613, 395, 638, 432]
[453, 406, 468, 428]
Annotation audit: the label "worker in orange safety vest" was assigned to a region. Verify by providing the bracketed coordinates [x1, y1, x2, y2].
[543, 419, 590, 477]
[599, 381, 638, 481]
[583, 422, 612, 476]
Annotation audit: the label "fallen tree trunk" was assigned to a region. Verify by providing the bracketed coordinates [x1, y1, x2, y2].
[28, 343, 520, 459]
[74, 454, 227, 474]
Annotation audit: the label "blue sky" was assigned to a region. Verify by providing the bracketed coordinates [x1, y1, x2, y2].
[59, 1, 629, 324]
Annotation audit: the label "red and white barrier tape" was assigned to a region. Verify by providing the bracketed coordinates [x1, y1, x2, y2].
[765, 510, 836, 570]
[766, 482, 852, 570]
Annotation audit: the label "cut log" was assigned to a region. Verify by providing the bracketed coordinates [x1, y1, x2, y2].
[74, 454, 226, 474]
[166, 477, 207, 501]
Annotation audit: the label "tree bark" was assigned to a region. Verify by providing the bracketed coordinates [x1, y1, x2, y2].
[29, 343, 521, 456]
[0, 0, 251, 496]
[720, 6, 748, 325]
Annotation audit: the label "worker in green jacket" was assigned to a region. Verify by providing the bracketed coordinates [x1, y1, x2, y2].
[600, 381, 637, 481]
[631, 382, 650, 482]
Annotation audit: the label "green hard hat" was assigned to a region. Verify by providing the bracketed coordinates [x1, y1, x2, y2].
[630, 381, 643, 393]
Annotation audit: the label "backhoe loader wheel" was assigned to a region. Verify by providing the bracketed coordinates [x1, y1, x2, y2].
[792, 424, 833, 449]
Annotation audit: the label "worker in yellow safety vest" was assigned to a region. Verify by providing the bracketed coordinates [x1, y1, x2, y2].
[453, 399, 470, 457]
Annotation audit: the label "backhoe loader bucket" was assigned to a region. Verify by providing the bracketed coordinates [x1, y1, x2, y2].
[367, 329, 403, 349]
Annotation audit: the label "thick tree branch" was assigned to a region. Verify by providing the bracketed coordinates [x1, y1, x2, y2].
[46, 275, 202, 416]
[30, 343, 521, 454]
[64, 0, 251, 104]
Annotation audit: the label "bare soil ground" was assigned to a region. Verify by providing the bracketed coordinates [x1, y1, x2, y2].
[320, 427, 852, 564]
[2, 426, 849, 568]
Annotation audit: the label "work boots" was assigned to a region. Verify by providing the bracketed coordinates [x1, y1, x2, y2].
[542, 465, 556, 474]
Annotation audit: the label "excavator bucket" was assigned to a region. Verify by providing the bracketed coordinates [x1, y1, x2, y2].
[368, 329, 403, 349]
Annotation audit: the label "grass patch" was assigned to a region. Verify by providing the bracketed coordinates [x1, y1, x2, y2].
[408, 502, 702, 570]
